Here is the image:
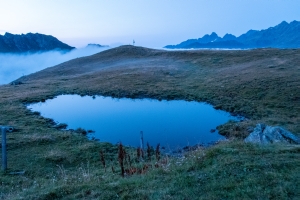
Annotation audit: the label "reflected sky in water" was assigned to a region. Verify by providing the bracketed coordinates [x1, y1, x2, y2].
[28, 95, 239, 149]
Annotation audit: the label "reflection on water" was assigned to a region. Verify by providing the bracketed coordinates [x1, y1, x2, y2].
[28, 95, 239, 149]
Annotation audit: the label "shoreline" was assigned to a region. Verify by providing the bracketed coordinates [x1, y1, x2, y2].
[0, 45, 299, 199]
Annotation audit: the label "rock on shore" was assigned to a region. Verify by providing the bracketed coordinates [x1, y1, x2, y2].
[244, 124, 300, 144]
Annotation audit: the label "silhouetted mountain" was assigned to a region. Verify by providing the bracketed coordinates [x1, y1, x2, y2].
[0, 32, 75, 53]
[86, 43, 109, 48]
[219, 34, 237, 41]
[165, 20, 300, 49]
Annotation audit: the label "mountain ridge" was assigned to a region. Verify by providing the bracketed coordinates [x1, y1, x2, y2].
[0, 32, 75, 53]
[165, 20, 300, 49]
[87, 43, 109, 48]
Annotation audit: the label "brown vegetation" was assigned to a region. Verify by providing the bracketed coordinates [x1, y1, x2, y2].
[0, 45, 299, 199]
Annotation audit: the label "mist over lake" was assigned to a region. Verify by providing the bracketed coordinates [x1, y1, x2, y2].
[0, 46, 110, 85]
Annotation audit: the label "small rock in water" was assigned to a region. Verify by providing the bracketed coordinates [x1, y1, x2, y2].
[244, 124, 300, 145]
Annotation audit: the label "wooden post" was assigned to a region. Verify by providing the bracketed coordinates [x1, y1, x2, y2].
[1, 126, 7, 171]
[140, 131, 144, 150]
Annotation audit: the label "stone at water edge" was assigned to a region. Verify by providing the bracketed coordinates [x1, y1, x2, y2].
[244, 124, 266, 144]
[244, 124, 300, 144]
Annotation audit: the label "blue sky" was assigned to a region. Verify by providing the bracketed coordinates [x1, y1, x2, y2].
[0, 0, 299, 48]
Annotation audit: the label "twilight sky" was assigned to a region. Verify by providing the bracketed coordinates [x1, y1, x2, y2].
[0, 0, 299, 48]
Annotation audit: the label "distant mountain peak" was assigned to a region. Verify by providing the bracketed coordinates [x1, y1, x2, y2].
[87, 43, 109, 48]
[197, 32, 220, 43]
[164, 20, 300, 49]
[222, 33, 237, 41]
[210, 32, 218, 37]
[0, 32, 75, 53]
[279, 21, 288, 25]
[4, 32, 14, 37]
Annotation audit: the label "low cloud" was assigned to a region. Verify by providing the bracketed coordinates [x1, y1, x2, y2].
[0, 46, 110, 85]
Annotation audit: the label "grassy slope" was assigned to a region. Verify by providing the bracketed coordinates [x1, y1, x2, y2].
[0, 46, 299, 199]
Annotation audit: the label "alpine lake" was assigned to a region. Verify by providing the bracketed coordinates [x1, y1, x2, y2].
[27, 95, 241, 151]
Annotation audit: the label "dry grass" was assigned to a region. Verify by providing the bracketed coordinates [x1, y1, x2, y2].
[0, 45, 299, 199]
[6, 45, 299, 136]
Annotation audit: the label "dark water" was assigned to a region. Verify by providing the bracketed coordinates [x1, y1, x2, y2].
[27, 95, 239, 149]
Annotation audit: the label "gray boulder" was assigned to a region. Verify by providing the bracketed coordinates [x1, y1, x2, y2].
[244, 124, 300, 144]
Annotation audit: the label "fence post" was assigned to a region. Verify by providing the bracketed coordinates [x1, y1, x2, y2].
[1, 126, 7, 171]
[140, 131, 144, 150]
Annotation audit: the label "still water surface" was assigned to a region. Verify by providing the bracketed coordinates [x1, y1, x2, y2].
[28, 95, 239, 149]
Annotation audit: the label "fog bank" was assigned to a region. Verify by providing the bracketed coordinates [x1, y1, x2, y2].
[0, 46, 110, 85]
